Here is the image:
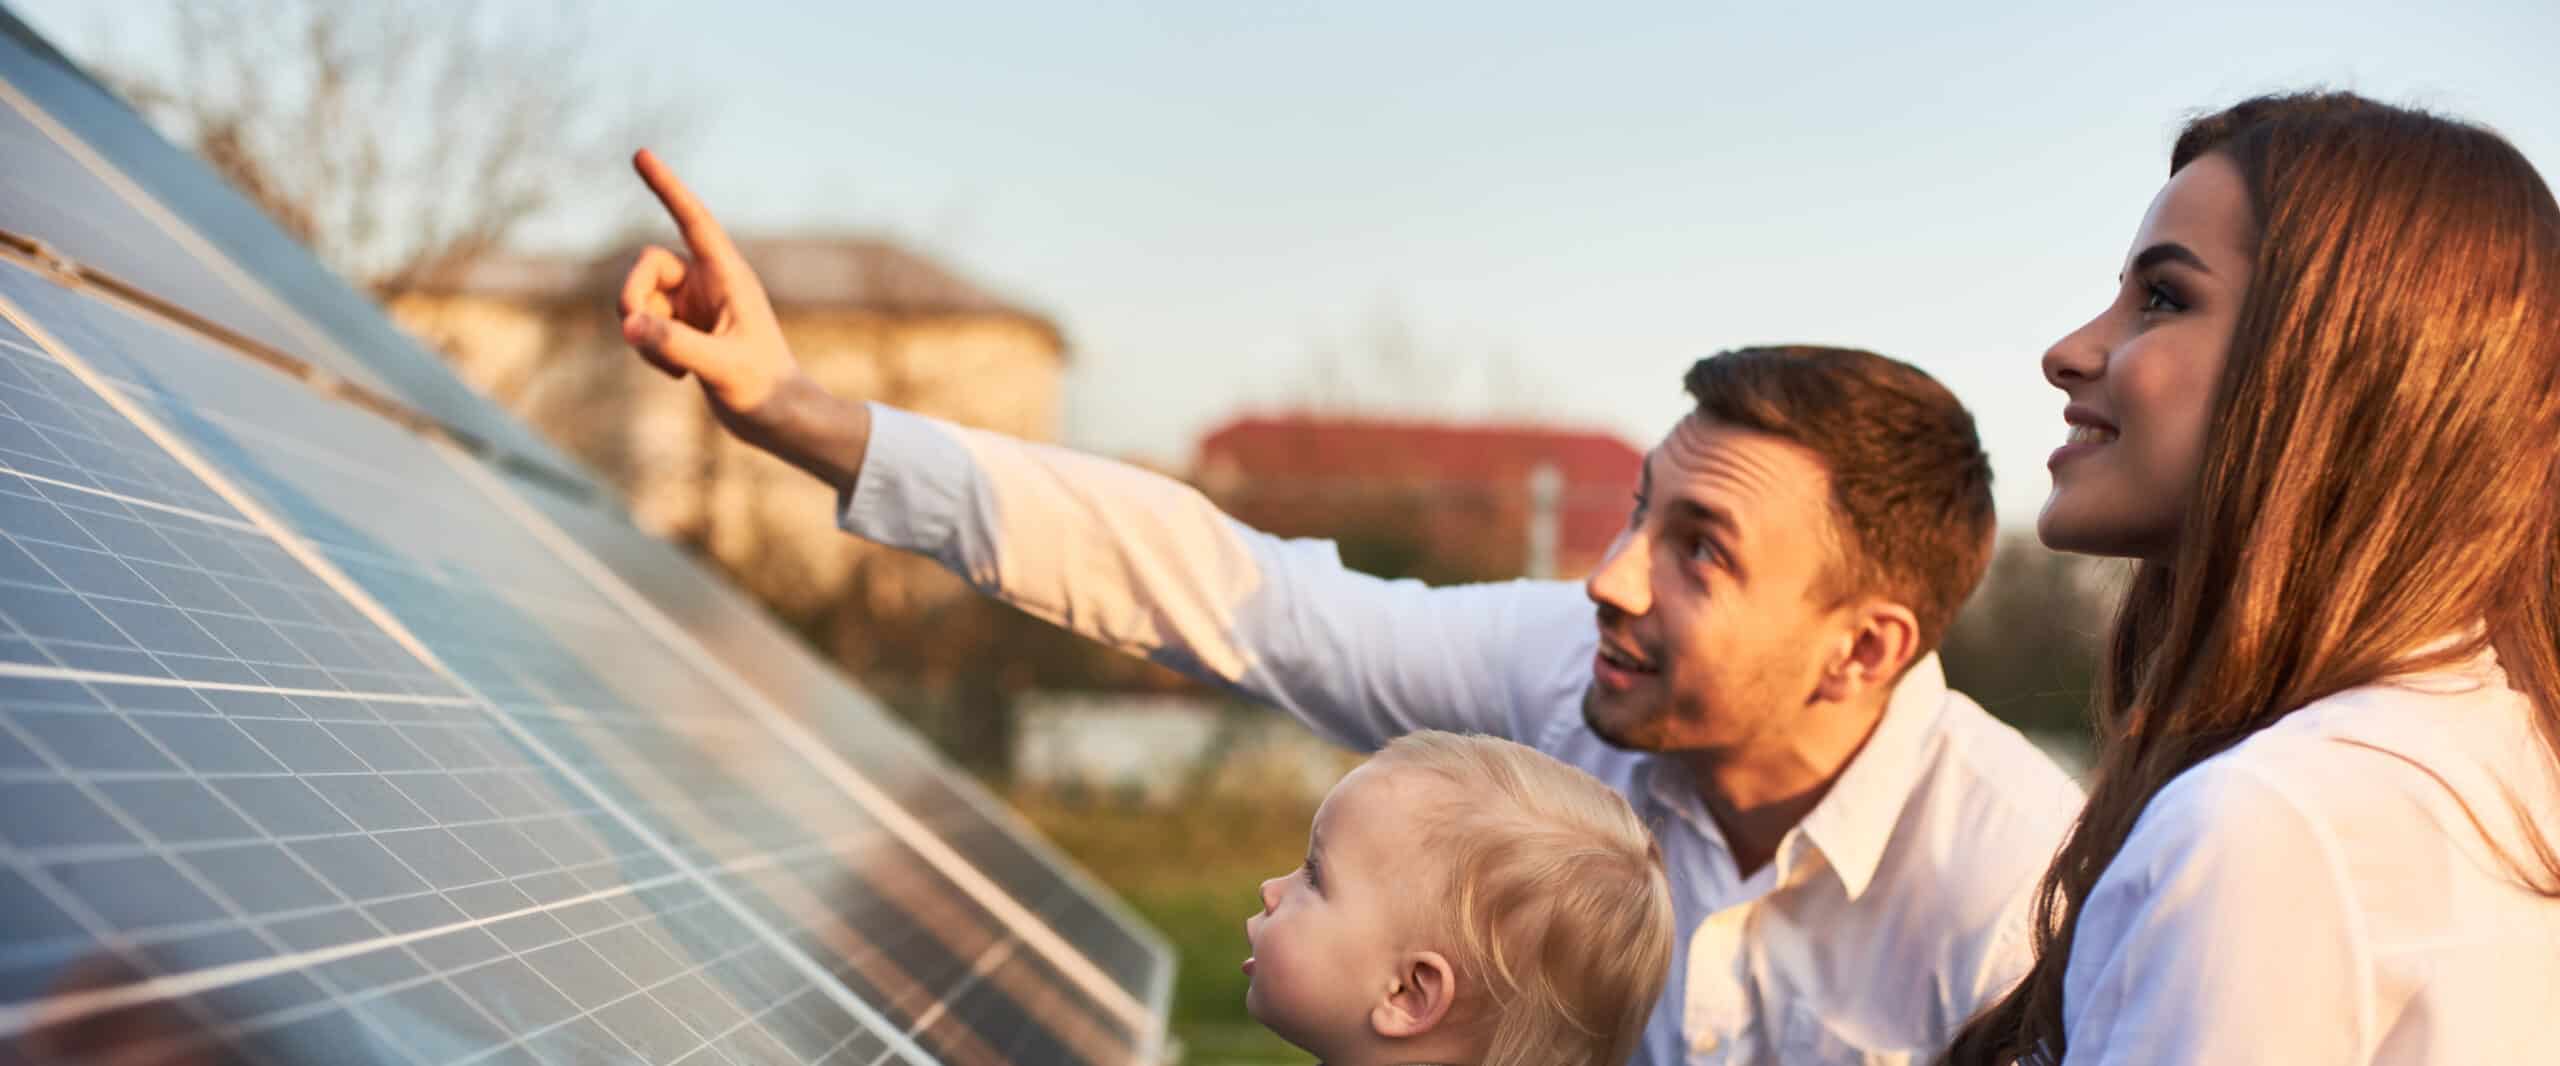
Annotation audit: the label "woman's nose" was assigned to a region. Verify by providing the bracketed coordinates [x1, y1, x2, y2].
[2042, 314, 2108, 390]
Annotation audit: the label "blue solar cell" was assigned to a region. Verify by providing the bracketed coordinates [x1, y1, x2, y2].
[296, 836, 442, 905]
[355, 980, 514, 1061]
[238, 1005, 402, 1063]
[594, 992, 711, 1061]
[17, 537, 158, 602]
[181, 843, 338, 913]
[0, 726, 40, 769]
[0, 780, 136, 849]
[134, 927, 275, 975]
[304, 775, 437, 834]
[127, 714, 285, 774]
[93, 778, 259, 845]
[522, 1014, 633, 1066]
[402, 923, 509, 972]
[1, 584, 128, 647]
[208, 777, 359, 838]
[0, 536, 51, 587]
[50, 854, 230, 929]
[0, 869, 86, 952]
[196, 966, 330, 1020]
[10, 707, 176, 771]
[373, 829, 502, 893]
[83, 681, 218, 715]
[233, 718, 368, 774]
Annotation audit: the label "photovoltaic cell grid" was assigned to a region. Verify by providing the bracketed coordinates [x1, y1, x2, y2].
[0, 248, 1159, 1066]
[0, 282, 913, 1066]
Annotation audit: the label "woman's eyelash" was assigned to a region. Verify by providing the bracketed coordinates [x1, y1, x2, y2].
[2141, 280, 2187, 312]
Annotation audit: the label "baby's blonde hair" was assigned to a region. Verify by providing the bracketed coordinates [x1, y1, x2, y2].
[1371, 731, 1674, 1066]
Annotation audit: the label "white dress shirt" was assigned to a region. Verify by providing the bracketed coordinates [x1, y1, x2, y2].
[840, 406, 2085, 1065]
[2060, 654, 2560, 1064]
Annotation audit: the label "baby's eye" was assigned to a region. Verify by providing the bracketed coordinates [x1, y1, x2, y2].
[1301, 858, 1321, 892]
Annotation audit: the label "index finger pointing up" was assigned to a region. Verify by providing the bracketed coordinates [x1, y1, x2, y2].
[633, 148, 744, 269]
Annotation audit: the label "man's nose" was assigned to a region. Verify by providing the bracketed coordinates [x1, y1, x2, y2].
[1586, 529, 1650, 617]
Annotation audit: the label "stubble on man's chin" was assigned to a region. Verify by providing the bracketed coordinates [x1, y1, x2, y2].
[1582, 684, 1663, 752]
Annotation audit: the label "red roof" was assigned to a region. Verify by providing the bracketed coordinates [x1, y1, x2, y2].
[1195, 415, 1644, 573]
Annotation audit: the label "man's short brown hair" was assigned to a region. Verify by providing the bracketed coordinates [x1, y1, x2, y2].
[1683, 345, 1996, 657]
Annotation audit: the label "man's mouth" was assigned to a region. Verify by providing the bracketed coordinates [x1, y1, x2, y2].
[1593, 639, 1658, 691]
[1597, 638, 1656, 673]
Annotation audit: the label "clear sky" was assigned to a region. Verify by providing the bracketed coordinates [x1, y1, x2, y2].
[16, 1, 2558, 525]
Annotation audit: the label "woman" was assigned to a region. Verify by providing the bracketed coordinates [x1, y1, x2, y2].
[1943, 93, 2560, 1063]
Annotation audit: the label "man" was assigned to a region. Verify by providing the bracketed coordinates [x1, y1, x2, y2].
[615, 149, 2081, 1064]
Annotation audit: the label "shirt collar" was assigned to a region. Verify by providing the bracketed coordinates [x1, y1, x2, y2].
[1790, 652, 1948, 900]
[1631, 756, 1707, 834]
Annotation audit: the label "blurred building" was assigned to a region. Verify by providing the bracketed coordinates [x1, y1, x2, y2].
[388, 236, 1066, 658]
[1194, 415, 1643, 581]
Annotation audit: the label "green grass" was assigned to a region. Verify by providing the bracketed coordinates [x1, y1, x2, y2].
[1012, 784, 1325, 1065]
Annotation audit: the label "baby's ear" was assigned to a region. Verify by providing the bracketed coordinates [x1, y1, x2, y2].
[1370, 951, 1458, 1039]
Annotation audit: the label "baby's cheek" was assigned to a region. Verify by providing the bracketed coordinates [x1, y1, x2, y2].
[1244, 961, 1300, 1031]
[1245, 972, 1270, 1019]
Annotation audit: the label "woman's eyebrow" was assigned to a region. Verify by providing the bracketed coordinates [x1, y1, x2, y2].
[2129, 241, 2211, 276]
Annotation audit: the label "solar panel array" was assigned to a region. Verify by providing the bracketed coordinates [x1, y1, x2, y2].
[0, 10, 1170, 1066]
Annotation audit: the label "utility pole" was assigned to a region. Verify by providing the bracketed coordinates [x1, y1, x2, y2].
[1526, 461, 1562, 579]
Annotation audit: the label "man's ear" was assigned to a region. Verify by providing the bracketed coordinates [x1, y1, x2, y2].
[1814, 600, 1920, 704]
[1370, 951, 1458, 1040]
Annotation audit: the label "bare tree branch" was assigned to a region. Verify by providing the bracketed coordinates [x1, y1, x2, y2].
[91, 0, 690, 302]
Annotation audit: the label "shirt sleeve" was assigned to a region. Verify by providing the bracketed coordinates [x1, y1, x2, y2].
[838, 404, 1590, 751]
[2058, 760, 2373, 1065]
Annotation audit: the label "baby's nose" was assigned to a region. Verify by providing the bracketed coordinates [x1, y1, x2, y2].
[1257, 875, 1284, 914]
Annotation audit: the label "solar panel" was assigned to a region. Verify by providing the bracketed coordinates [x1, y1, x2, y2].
[0, 16, 1172, 1066]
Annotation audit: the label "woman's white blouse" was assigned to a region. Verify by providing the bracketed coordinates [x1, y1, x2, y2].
[2061, 659, 2560, 1063]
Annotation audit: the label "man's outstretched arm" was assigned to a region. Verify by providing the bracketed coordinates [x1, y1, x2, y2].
[615, 150, 1588, 750]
